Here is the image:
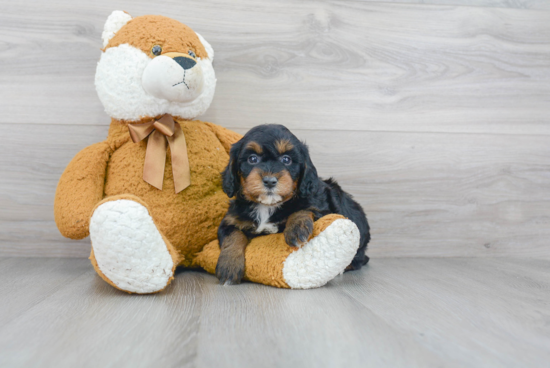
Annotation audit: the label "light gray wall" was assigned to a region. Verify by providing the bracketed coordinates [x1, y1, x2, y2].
[1, 0, 549, 258]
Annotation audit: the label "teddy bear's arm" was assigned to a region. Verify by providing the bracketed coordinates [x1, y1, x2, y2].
[54, 142, 112, 240]
[203, 122, 243, 154]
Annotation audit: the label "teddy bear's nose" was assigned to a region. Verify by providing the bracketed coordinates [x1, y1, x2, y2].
[173, 56, 196, 70]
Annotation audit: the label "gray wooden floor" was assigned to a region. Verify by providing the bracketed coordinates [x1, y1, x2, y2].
[0, 257, 548, 368]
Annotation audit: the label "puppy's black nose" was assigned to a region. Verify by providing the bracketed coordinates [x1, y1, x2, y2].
[173, 56, 196, 70]
[262, 176, 278, 189]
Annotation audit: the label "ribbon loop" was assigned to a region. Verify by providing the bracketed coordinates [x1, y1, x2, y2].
[128, 121, 155, 143]
[128, 114, 191, 194]
[152, 114, 175, 137]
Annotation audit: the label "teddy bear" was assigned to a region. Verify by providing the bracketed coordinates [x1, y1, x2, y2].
[54, 11, 361, 294]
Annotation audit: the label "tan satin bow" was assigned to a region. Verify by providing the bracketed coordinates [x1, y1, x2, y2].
[128, 114, 190, 193]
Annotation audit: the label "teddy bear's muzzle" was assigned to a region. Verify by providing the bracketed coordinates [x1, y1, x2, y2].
[141, 53, 204, 103]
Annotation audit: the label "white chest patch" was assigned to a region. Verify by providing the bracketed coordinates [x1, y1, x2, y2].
[253, 204, 279, 234]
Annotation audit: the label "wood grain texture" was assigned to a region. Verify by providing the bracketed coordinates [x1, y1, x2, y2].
[1, 0, 549, 134]
[1, 0, 549, 258]
[0, 261, 203, 368]
[358, 0, 550, 10]
[331, 257, 550, 368]
[194, 270, 448, 368]
[0, 257, 548, 368]
[2, 123, 550, 258]
[0, 258, 90, 328]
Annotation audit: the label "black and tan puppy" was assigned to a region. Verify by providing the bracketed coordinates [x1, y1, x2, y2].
[216, 124, 370, 284]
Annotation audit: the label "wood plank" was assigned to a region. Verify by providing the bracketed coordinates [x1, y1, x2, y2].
[1, 124, 549, 258]
[194, 270, 451, 368]
[0, 222, 90, 258]
[353, 0, 550, 10]
[0, 257, 548, 367]
[332, 258, 550, 367]
[1, 1, 549, 134]
[0, 263, 204, 368]
[303, 129, 550, 259]
[0, 123, 104, 257]
[0, 258, 90, 328]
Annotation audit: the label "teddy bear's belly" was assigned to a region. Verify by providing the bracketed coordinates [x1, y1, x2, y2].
[103, 127, 230, 266]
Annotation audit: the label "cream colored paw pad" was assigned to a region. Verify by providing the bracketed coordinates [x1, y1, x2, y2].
[90, 199, 174, 293]
[282, 219, 360, 289]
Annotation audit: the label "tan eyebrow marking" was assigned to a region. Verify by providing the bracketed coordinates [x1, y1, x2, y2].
[245, 141, 263, 154]
[246, 141, 263, 155]
[275, 139, 294, 154]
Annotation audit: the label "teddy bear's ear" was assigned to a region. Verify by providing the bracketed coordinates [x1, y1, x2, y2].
[101, 10, 132, 48]
[195, 32, 214, 61]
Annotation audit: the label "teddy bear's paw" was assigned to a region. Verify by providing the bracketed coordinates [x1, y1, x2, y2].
[90, 199, 175, 294]
[282, 219, 360, 289]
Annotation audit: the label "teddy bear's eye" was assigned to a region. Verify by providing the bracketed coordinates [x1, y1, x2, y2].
[188, 50, 196, 58]
[151, 45, 162, 56]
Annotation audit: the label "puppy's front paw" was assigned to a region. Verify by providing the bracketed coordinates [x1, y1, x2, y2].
[284, 216, 314, 248]
[216, 251, 245, 285]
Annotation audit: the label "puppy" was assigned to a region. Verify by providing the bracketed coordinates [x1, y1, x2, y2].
[216, 124, 370, 284]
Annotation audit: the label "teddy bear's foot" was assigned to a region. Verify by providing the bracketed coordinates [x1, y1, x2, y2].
[195, 214, 360, 289]
[89, 197, 178, 294]
[281, 217, 360, 289]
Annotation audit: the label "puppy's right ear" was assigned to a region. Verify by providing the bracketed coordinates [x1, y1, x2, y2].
[221, 140, 243, 198]
[298, 143, 319, 198]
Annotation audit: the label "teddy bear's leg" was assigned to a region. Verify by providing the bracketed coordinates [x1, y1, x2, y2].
[194, 214, 360, 289]
[89, 195, 180, 294]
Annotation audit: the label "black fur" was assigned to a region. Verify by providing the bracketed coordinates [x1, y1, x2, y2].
[221, 140, 243, 198]
[219, 124, 370, 274]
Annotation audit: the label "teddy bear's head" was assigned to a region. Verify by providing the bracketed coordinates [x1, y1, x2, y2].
[95, 11, 216, 122]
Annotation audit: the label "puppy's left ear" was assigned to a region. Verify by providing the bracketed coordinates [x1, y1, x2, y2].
[221, 140, 243, 198]
[298, 143, 319, 197]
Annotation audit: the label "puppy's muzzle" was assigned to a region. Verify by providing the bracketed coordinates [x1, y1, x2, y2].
[262, 176, 278, 189]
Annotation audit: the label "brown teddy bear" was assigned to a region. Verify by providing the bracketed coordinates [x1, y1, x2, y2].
[54, 11, 360, 293]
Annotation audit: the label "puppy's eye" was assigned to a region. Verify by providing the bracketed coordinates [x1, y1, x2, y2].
[188, 50, 196, 58]
[248, 154, 260, 165]
[151, 45, 162, 56]
[280, 155, 292, 165]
